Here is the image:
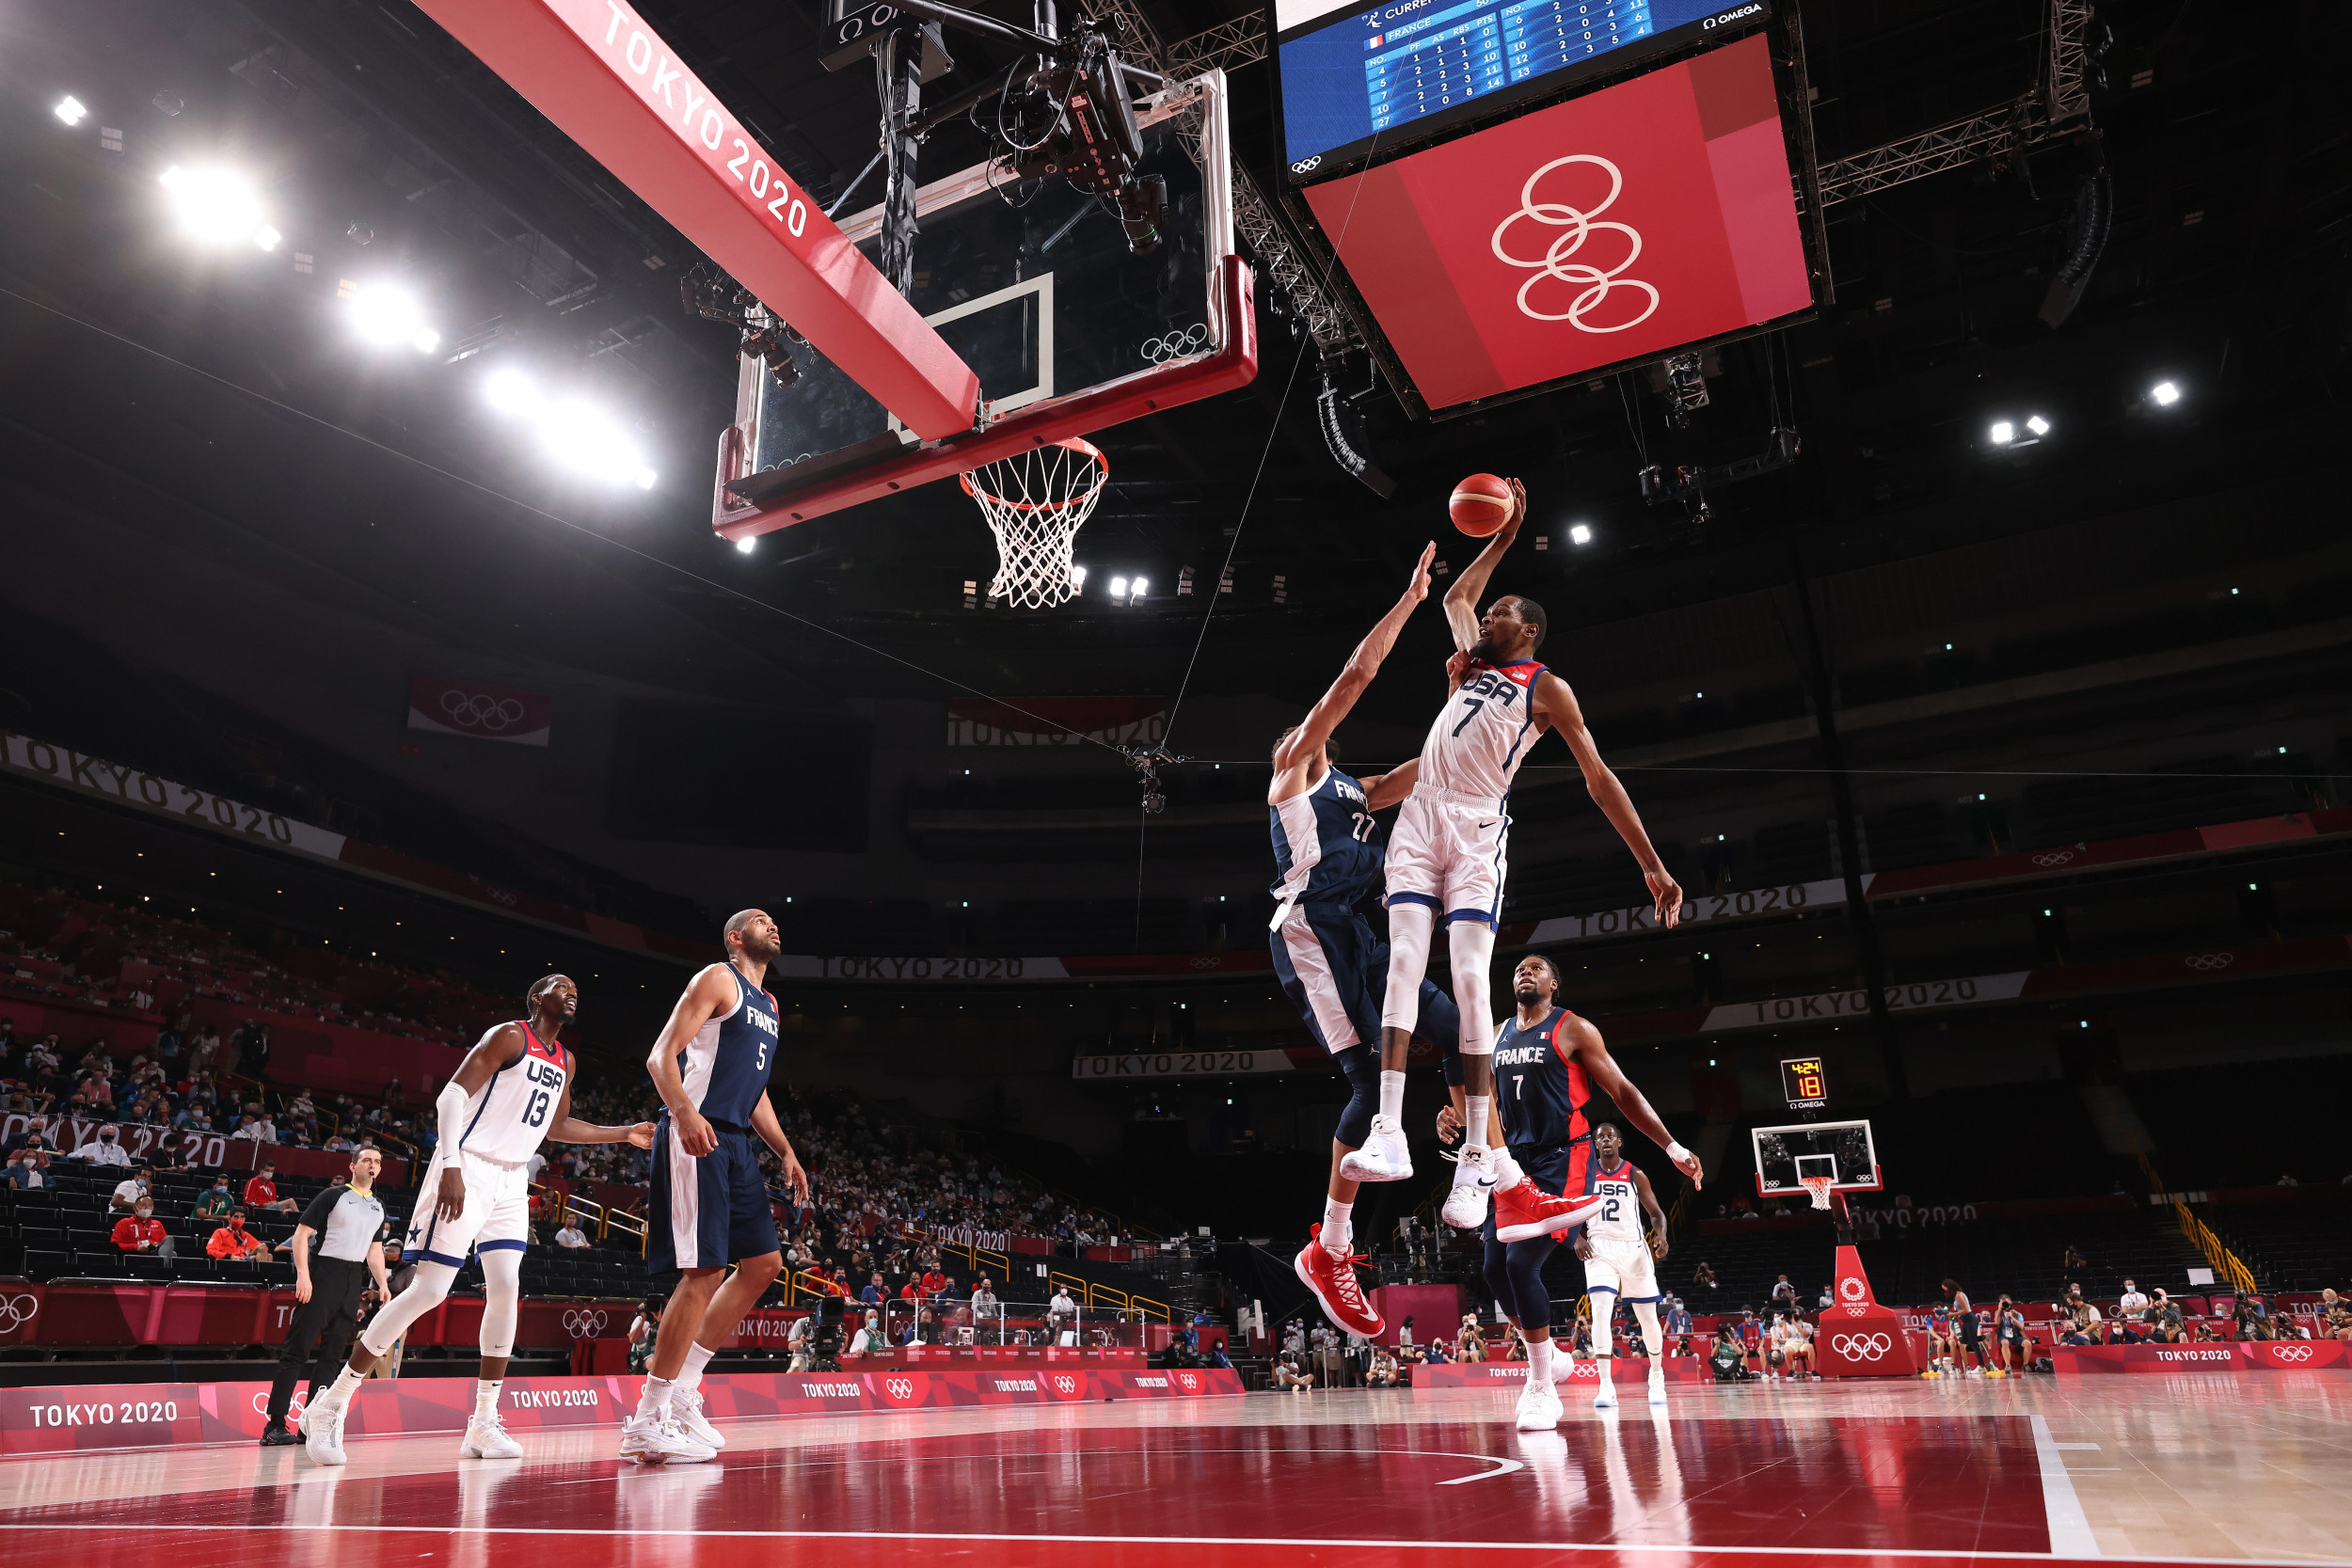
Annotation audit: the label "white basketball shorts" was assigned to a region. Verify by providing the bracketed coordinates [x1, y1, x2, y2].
[405, 1148, 532, 1268]
[1582, 1238, 1660, 1305]
[1383, 789, 1510, 931]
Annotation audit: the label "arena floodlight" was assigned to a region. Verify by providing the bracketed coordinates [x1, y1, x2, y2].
[1568, 523, 1593, 546]
[1109, 576, 1130, 599]
[1132, 577, 1150, 600]
[347, 283, 439, 355]
[1988, 420, 2015, 445]
[1069, 564, 1089, 591]
[536, 398, 657, 490]
[2026, 415, 2051, 436]
[55, 96, 88, 126]
[2151, 380, 2182, 406]
[483, 368, 543, 416]
[253, 225, 282, 252]
[735, 536, 756, 554]
[158, 165, 273, 249]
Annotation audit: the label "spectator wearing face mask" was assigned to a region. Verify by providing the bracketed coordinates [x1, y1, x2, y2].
[208, 1209, 271, 1260]
[80, 1126, 132, 1167]
[112, 1197, 176, 1260]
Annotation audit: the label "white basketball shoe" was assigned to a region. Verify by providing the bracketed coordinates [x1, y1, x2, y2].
[459, 1412, 524, 1460]
[1514, 1372, 1563, 1432]
[672, 1387, 726, 1450]
[1340, 1116, 1413, 1183]
[619, 1415, 716, 1465]
[1441, 1145, 1496, 1229]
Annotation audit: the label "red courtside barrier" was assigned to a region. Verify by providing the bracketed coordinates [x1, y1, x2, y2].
[1411, 1358, 1709, 1389]
[0, 1366, 1243, 1457]
[2054, 1342, 2350, 1375]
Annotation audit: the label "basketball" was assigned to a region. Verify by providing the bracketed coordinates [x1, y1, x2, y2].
[1449, 473, 1516, 537]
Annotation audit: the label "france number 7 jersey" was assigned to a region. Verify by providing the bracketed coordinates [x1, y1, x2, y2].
[1418, 658, 1546, 803]
[456, 1020, 569, 1164]
[1269, 767, 1384, 913]
[678, 963, 781, 1126]
[1493, 1005, 1590, 1149]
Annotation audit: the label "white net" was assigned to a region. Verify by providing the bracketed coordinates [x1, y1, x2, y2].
[1799, 1174, 1836, 1211]
[961, 437, 1110, 610]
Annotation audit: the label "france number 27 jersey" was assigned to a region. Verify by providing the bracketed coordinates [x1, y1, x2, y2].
[678, 963, 781, 1126]
[1418, 658, 1546, 803]
[457, 1020, 569, 1164]
[1269, 767, 1384, 911]
[1493, 1005, 1590, 1149]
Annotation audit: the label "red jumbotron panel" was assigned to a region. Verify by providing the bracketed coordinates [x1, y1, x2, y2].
[413, 0, 977, 440]
[1302, 33, 1812, 412]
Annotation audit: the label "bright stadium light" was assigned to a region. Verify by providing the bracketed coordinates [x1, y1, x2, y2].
[253, 225, 282, 252]
[2026, 414, 2051, 436]
[1568, 523, 1593, 546]
[483, 368, 543, 416]
[55, 96, 87, 126]
[346, 283, 439, 355]
[1131, 577, 1150, 599]
[1988, 420, 2015, 445]
[735, 536, 756, 554]
[2150, 380, 2181, 406]
[1109, 576, 1130, 598]
[1069, 564, 1089, 591]
[536, 398, 656, 489]
[158, 165, 274, 249]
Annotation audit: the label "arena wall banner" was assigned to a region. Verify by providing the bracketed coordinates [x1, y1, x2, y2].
[2053, 1342, 2349, 1375]
[0, 1115, 411, 1186]
[1412, 1359, 1708, 1389]
[405, 675, 555, 746]
[0, 1367, 1244, 1457]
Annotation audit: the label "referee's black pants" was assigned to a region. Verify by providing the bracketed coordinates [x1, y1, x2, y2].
[268, 1256, 368, 1425]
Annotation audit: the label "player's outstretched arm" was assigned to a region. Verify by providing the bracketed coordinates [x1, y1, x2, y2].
[1273, 543, 1436, 791]
[1564, 1016, 1701, 1187]
[751, 1091, 810, 1204]
[1440, 478, 1525, 651]
[1535, 673, 1682, 928]
[646, 966, 737, 1157]
[547, 1067, 658, 1148]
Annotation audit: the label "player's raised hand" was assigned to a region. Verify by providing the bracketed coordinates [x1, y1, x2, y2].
[1506, 477, 1528, 529]
[1647, 865, 1683, 929]
[1435, 1102, 1463, 1145]
[1445, 649, 1473, 689]
[1406, 541, 1436, 602]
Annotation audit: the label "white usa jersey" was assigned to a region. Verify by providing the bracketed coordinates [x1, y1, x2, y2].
[1417, 658, 1546, 803]
[1582, 1160, 1645, 1248]
[454, 1021, 568, 1164]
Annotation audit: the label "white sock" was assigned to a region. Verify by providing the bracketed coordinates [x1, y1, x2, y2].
[1464, 1096, 1490, 1152]
[677, 1340, 717, 1395]
[1321, 1198, 1352, 1255]
[1378, 1070, 1405, 1124]
[474, 1379, 501, 1419]
[1491, 1148, 1525, 1192]
[636, 1374, 674, 1422]
[324, 1365, 365, 1407]
[1528, 1338, 1553, 1384]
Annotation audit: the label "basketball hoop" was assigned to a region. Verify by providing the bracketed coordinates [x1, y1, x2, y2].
[961, 438, 1109, 610]
[1799, 1175, 1836, 1212]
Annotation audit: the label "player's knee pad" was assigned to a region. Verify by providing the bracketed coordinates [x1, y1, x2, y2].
[1380, 903, 1434, 1031]
[478, 1248, 521, 1360]
[358, 1260, 458, 1355]
[1333, 1043, 1378, 1147]
[1447, 922, 1496, 1054]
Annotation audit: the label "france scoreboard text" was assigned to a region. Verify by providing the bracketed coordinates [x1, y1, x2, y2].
[1276, 0, 1768, 176]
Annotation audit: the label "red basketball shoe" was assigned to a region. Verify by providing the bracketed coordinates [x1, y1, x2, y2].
[1295, 1225, 1384, 1337]
[1493, 1181, 1607, 1243]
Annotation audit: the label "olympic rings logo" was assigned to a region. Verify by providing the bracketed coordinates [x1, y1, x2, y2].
[2185, 953, 2235, 971]
[1838, 1277, 1867, 1303]
[0, 1294, 39, 1331]
[252, 1388, 307, 1418]
[884, 1376, 915, 1399]
[1141, 324, 1211, 364]
[2272, 1344, 2313, 1363]
[439, 690, 530, 732]
[1832, 1332, 1891, 1361]
[1490, 155, 1659, 331]
[2031, 850, 2079, 866]
[1052, 1375, 1079, 1394]
[1290, 155, 1323, 173]
[562, 1309, 609, 1338]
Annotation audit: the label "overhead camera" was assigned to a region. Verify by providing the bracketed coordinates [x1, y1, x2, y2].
[681, 261, 801, 385]
[1001, 21, 1168, 254]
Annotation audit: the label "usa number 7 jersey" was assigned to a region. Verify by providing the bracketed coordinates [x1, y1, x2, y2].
[1418, 659, 1546, 803]
[456, 1021, 569, 1164]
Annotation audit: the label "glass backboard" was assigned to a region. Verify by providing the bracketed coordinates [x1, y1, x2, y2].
[1751, 1119, 1880, 1197]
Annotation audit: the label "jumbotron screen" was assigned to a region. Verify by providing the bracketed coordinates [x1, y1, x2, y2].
[1298, 32, 1813, 413]
[1276, 0, 1770, 178]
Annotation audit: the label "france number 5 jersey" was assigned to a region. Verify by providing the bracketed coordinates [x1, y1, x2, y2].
[456, 1021, 569, 1164]
[677, 963, 781, 1126]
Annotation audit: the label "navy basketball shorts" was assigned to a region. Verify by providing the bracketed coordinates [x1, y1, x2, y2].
[1270, 900, 1460, 1053]
[647, 1116, 780, 1274]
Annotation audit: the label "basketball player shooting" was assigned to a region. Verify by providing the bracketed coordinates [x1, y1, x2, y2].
[1373, 479, 1692, 1230]
[1266, 542, 1469, 1338]
[297, 974, 656, 1466]
[627, 909, 811, 1465]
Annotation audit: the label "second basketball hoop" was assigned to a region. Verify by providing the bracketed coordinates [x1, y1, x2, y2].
[961, 437, 1109, 610]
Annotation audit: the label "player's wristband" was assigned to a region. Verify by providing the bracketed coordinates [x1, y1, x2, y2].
[1666, 1141, 1692, 1165]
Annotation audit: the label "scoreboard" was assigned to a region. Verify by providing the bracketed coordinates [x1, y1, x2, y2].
[1275, 0, 1770, 178]
[1780, 1056, 1827, 1111]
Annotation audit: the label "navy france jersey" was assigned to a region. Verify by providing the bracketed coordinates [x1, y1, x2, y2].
[1268, 767, 1384, 911]
[677, 963, 781, 1126]
[1493, 1005, 1593, 1152]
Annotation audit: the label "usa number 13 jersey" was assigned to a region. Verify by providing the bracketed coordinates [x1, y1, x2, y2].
[457, 1020, 569, 1164]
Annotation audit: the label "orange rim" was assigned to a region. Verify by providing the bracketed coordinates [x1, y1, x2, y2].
[959, 436, 1110, 513]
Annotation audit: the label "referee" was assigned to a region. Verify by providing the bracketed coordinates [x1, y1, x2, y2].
[262, 1147, 389, 1446]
